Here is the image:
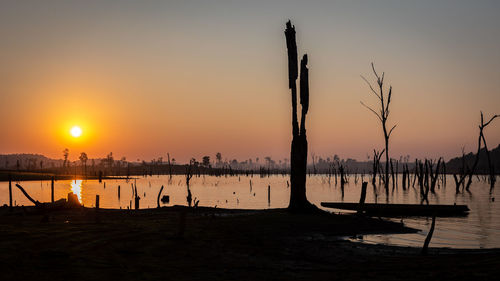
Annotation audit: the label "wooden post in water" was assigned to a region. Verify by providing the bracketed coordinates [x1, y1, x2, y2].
[95, 195, 100, 209]
[267, 185, 271, 206]
[8, 174, 13, 208]
[51, 176, 55, 203]
[340, 165, 345, 198]
[118, 185, 121, 199]
[135, 196, 140, 210]
[357, 182, 368, 215]
[134, 184, 140, 210]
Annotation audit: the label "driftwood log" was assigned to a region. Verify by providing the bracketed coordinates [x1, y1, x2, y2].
[15, 184, 41, 206]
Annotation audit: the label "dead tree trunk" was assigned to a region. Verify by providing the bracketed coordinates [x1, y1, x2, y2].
[8, 174, 13, 208]
[402, 165, 407, 190]
[442, 162, 446, 186]
[478, 113, 499, 190]
[361, 64, 396, 192]
[465, 132, 483, 191]
[95, 195, 100, 209]
[186, 160, 194, 207]
[285, 21, 314, 211]
[421, 215, 436, 255]
[357, 182, 368, 215]
[457, 112, 498, 191]
[167, 153, 172, 179]
[429, 158, 442, 193]
[51, 176, 55, 203]
[390, 159, 395, 190]
[134, 185, 140, 210]
[339, 165, 345, 198]
[157, 185, 164, 208]
[372, 149, 384, 187]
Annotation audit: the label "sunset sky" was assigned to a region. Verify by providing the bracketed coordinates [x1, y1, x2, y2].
[1, 0, 499, 163]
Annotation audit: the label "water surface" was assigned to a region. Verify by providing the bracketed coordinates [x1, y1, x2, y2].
[1, 174, 498, 249]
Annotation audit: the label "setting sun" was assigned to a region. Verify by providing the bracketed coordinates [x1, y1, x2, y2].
[70, 126, 82, 138]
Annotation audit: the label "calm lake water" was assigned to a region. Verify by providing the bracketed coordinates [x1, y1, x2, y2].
[1, 174, 499, 249]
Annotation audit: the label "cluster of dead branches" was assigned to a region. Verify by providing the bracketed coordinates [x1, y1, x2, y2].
[414, 159, 443, 204]
[454, 112, 498, 193]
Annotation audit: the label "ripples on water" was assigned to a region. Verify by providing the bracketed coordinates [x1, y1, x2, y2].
[0, 175, 498, 249]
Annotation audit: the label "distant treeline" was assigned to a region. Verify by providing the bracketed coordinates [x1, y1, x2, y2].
[1, 144, 499, 176]
[446, 144, 500, 174]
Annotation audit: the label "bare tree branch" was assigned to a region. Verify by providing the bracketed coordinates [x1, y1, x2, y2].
[360, 101, 383, 122]
[388, 124, 397, 137]
[360, 75, 381, 99]
[385, 86, 392, 115]
[483, 114, 499, 128]
[371, 62, 381, 84]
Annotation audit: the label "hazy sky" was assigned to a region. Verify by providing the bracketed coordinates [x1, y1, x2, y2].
[1, 0, 499, 163]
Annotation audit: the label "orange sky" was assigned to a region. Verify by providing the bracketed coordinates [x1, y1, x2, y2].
[1, 1, 499, 163]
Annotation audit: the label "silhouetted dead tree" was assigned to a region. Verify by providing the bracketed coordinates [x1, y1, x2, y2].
[157, 185, 164, 208]
[464, 112, 499, 191]
[415, 160, 429, 204]
[361, 64, 396, 192]
[285, 21, 315, 211]
[478, 112, 499, 190]
[453, 147, 468, 193]
[339, 164, 346, 198]
[167, 153, 173, 178]
[429, 158, 442, 193]
[421, 215, 436, 255]
[441, 160, 446, 186]
[372, 149, 385, 187]
[402, 164, 407, 190]
[390, 159, 396, 190]
[357, 182, 368, 215]
[186, 160, 194, 207]
[134, 184, 140, 209]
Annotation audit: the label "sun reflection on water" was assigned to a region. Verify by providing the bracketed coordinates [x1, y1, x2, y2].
[71, 180, 82, 202]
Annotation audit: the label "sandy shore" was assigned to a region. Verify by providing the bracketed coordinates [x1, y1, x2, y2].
[0, 206, 499, 280]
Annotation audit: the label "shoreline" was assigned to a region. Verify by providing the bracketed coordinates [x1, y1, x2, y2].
[1, 206, 499, 280]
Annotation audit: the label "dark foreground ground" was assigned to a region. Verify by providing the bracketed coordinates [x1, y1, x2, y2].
[0, 206, 499, 281]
